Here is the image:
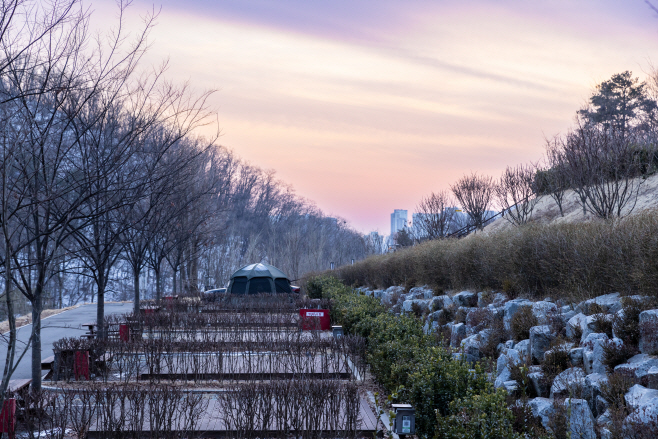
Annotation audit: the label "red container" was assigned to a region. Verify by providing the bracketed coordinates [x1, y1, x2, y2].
[74, 350, 90, 380]
[0, 398, 15, 438]
[119, 324, 130, 342]
[299, 309, 331, 330]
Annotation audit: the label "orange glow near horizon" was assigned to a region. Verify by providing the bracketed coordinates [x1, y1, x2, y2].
[93, 0, 658, 233]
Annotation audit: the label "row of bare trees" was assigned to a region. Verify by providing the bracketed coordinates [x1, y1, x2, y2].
[16, 383, 208, 439]
[412, 71, 658, 242]
[0, 0, 367, 400]
[218, 380, 361, 439]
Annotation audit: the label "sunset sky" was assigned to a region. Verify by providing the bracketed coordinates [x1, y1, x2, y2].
[94, 0, 658, 233]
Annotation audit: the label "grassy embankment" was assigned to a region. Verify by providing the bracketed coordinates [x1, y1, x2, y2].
[332, 209, 658, 301]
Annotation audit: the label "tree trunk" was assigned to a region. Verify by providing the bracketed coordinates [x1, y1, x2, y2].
[172, 267, 177, 295]
[133, 266, 141, 315]
[155, 265, 162, 304]
[1, 242, 16, 405]
[31, 292, 42, 393]
[96, 271, 106, 339]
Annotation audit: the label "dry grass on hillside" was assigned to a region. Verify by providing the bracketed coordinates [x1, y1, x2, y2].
[335, 207, 658, 301]
[483, 172, 658, 234]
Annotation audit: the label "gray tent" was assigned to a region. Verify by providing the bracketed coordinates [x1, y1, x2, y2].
[227, 263, 293, 294]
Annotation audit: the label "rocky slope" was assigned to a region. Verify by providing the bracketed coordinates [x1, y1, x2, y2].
[357, 285, 658, 438]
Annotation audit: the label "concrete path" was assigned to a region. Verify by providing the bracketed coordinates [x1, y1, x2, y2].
[0, 302, 133, 379]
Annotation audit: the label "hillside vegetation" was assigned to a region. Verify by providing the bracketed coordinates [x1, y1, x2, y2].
[332, 206, 658, 301]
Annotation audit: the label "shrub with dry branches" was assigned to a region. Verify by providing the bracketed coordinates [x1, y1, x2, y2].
[495, 164, 539, 225]
[413, 190, 457, 240]
[450, 172, 494, 230]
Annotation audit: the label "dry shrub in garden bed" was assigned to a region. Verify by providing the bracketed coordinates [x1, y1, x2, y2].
[54, 331, 368, 383]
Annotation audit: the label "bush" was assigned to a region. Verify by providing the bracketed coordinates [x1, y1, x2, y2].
[333, 209, 658, 300]
[479, 313, 506, 359]
[510, 307, 537, 341]
[435, 389, 524, 439]
[602, 340, 638, 371]
[592, 313, 613, 338]
[547, 307, 567, 338]
[541, 342, 571, 389]
[508, 403, 550, 438]
[465, 308, 493, 333]
[453, 307, 468, 324]
[613, 297, 653, 346]
[600, 370, 636, 409]
[305, 275, 342, 299]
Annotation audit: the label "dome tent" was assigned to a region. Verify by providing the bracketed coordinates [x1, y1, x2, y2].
[227, 263, 294, 294]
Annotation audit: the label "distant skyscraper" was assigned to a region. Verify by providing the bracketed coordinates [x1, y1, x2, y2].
[390, 209, 408, 237]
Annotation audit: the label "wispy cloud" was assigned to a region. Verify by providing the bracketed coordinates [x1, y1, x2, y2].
[99, 0, 658, 232]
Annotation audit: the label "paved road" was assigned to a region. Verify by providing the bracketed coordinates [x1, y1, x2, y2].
[0, 302, 133, 380]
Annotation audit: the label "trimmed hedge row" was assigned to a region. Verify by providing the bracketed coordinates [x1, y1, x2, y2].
[312, 276, 534, 439]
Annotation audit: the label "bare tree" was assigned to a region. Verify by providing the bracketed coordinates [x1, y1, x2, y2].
[0, 0, 162, 393]
[558, 122, 654, 219]
[495, 164, 538, 226]
[413, 190, 456, 241]
[541, 138, 569, 217]
[451, 173, 494, 230]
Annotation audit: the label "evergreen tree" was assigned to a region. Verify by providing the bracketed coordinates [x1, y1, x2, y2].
[579, 71, 657, 136]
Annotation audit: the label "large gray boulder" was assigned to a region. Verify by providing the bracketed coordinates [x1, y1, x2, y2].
[450, 323, 467, 348]
[647, 366, 658, 390]
[452, 291, 478, 307]
[551, 367, 590, 400]
[503, 299, 534, 331]
[477, 292, 489, 308]
[576, 293, 622, 315]
[582, 333, 610, 374]
[513, 339, 530, 358]
[460, 330, 490, 359]
[402, 299, 429, 314]
[502, 380, 518, 394]
[528, 397, 553, 431]
[530, 325, 554, 363]
[569, 347, 585, 367]
[408, 285, 434, 299]
[528, 370, 548, 397]
[624, 394, 658, 427]
[639, 309, 658, 355]
[563, 398, 596, 439]
[380, 288, 401, 306]
[494, 365, 512, 389]
[567, 312, 589, 340]
[614, 353, 658, 379]
[430, 295, 452, 312]
[492, 292, 508, 307]
[532, 301, 558, 325]
[585, 373, 608, 417]
[624, 384, 658, 411]
[561, 308, 577, 325]
[497, 348, 521, 376]
[423, 320, 439, 335]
